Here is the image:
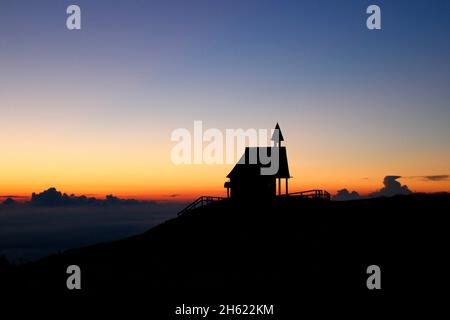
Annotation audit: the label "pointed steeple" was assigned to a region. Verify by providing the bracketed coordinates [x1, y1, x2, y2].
[271, 123, 284, 146]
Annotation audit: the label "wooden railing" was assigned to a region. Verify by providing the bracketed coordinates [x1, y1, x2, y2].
[286, 189, 331, 200]
[178, 189, 330, 216]
[177, 196, 226, 216]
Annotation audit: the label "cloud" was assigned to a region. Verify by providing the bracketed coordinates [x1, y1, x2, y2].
[422, 175, 449, 181]
[2, 198, 17, 205]
[30, 187, 152, 207]
[333, 189, 361, 201]
[402, 174, 449, 182]
[335, 176, 415, 200]
[166, 194, 181, 198]
[370, 176, 412, 198]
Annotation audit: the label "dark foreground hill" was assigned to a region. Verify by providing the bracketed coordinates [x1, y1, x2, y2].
[1, 193, 448, 316]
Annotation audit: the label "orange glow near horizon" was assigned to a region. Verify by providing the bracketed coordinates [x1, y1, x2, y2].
[2, 176, 449, 202]
[1, 143, 449, 202]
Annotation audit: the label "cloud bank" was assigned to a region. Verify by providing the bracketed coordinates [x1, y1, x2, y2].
[333, 176, 413, 201]
[369, 176, 412, 198]
[30, 187, 151, 207]
[333, 189, 361, 201]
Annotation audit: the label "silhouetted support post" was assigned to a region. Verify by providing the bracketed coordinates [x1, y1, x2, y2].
[285, 178, 288, 196]
[278, 178, 281, 196]
[224, 181, 231, 198]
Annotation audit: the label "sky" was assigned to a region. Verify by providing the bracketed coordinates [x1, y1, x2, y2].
[1, 0, 449, 201]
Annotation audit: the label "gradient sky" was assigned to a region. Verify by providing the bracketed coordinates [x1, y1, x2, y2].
[1, 0, 449, 200]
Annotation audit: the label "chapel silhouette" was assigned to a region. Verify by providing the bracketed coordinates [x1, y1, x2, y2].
[224, 123, 290, 199]
[178, 123, 329, 216]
